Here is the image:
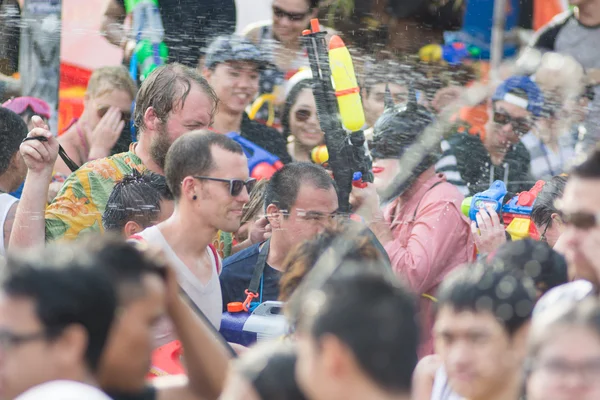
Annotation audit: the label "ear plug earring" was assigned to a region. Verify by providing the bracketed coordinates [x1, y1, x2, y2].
[193, 195, 197, 200]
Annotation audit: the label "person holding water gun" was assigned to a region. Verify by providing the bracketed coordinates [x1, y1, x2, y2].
[350, 87, 475, 358]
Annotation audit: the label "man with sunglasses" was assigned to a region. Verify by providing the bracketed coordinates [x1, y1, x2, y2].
[561, 148, 600, 288]
[131, 131, 252, 341]
[440, 76, 540, 196]
[203, 35, 291, 163]
[219, 162, 338, 310]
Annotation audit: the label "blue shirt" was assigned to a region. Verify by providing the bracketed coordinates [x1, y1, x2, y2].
[219, 242, 282, 311]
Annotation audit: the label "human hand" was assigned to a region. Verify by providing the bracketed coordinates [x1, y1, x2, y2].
[249, 216, 272, 244]
[471, 204, 506, 255]
[87, 107, 125, 160]
[350, 182, 381, 222]
[20, 116, 59, 175]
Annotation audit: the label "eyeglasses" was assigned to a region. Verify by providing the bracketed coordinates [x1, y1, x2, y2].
[534, 358, 600, 383]
[561, 211, 600, 230]
[193, 176, 257, 197]
[98, 106, 132, 123]
[2, 97, 51, 119]
[0, 329, 51, 351]
[272, 5, 310, 21]
[294, 109, 312, 122]
[282, 209, 348, 223]
[492, 111, 532, 136]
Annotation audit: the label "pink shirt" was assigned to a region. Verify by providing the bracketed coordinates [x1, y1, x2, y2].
[383, 173, 475, 357]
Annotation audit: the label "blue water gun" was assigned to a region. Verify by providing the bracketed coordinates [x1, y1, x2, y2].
[226, 133, 284, 179]
[461, 180, 507, 223]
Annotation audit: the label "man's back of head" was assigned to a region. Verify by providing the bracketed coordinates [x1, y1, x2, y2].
[295, 275, 418, 400]
[0, 241, 117, 400]
[0, 107, 29, 187]
[434, 262, 536, 400]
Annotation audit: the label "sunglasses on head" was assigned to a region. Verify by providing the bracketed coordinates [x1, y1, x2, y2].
[294, 109, 312, 122]
[3, 97, 51, 119]
[492, 111, 532, 136]
[272, 5, 310, 21]
[97, 106, 132, 123]
[193, 176, 257, 197]
[560, 211, 600, 230]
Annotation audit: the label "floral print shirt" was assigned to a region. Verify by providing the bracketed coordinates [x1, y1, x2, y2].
[44, 143, 233, 258]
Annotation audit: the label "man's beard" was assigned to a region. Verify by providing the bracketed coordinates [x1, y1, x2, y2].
[150, 122, 172, 171]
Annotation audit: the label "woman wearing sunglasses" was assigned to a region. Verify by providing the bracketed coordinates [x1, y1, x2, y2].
[243, 0, 336, 123]
[281, 70, 325, 162]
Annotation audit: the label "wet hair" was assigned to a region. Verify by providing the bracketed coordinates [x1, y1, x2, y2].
[436, 262, 537, 336]
[1, 241, 118, 373]
[0, 107, 28, 175]
[279, 223, 390, 302]
[234, 341, 306, 400]
[491, 239, 568, 297]
[241, 179, 269, 227]
[361, 60, 409, 96]
[528, 298, 600, 366]
[133, 63, 218, 132]
[281, 79, 313, 139]
[264, 162, 335, 214]
[297, 275, 418, 394]
[165, 130, 244, 200]
[571, 147, 600, 179]
[531, 175, 567, 234]
[102, 170, 173, 232]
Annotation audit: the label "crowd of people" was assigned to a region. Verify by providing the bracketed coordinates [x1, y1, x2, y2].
[0, 0, 600, 399]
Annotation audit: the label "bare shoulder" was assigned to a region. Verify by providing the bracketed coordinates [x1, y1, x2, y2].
[414, 354, 441, 378]
[155, 375, 201, 400]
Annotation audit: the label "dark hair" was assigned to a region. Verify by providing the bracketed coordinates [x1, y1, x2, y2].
[165, 130, 244, 199]
[1, 242, 117, 373]
[361, 60, 409, 96]
[531, 175, 567, 233]
[281, 79, 313, 139]
[298, 275, 418, 394]
[102, 170, 173, 232]
[241, 179, 269, 226]
[436, 263, 536, 336]
[571, 148, 600, 179]
[264, 162, 335, 213]
[235, 341, 306, 400]
[85, 236, 167, 305]
[307, 0, 320, 9]
[491, 239, 568, 296]
[0, 107, 28, 175]
[133, 63, 218, 132]
[279, 222, 391, 302]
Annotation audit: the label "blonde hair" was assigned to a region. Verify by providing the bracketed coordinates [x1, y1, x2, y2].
[86, 66, 137, 100]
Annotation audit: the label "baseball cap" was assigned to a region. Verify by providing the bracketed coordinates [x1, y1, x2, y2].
[492, 75, 544, 117]
[204, 35, 269, 70]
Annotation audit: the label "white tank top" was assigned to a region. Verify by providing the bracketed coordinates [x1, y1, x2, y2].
[431, 367, 463, 400]
[0, 193, 18, 256]
[135, 225, 222, 348]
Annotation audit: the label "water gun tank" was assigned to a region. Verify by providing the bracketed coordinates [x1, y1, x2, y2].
[463, 180, 507, 223]
[226, 133, 284, 180]
[503, 180, 545, 240]
[220, 301, 287, 347]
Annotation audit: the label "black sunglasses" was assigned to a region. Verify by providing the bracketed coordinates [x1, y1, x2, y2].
[493, 111, 532, 136]
[294, 109, 312, 122]
[272, 5, 310, 21]
[193, 176, 257, 197]
[561, 211, 600, 230]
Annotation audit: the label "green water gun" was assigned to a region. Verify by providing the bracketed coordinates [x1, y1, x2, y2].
[124, 0, 168, 81]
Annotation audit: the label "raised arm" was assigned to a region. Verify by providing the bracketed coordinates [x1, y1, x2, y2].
[101, 0, 135, 61]
[156, 264, 231, 400]
[9, 116, 59, 249]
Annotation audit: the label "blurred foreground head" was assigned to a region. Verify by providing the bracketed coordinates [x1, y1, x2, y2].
[295, 275, 418, 400]
[220, 340, 306, 400]
[527, 298, 600, 400]
[0, 241, 117, 400]
[434, 263, 536, 400]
